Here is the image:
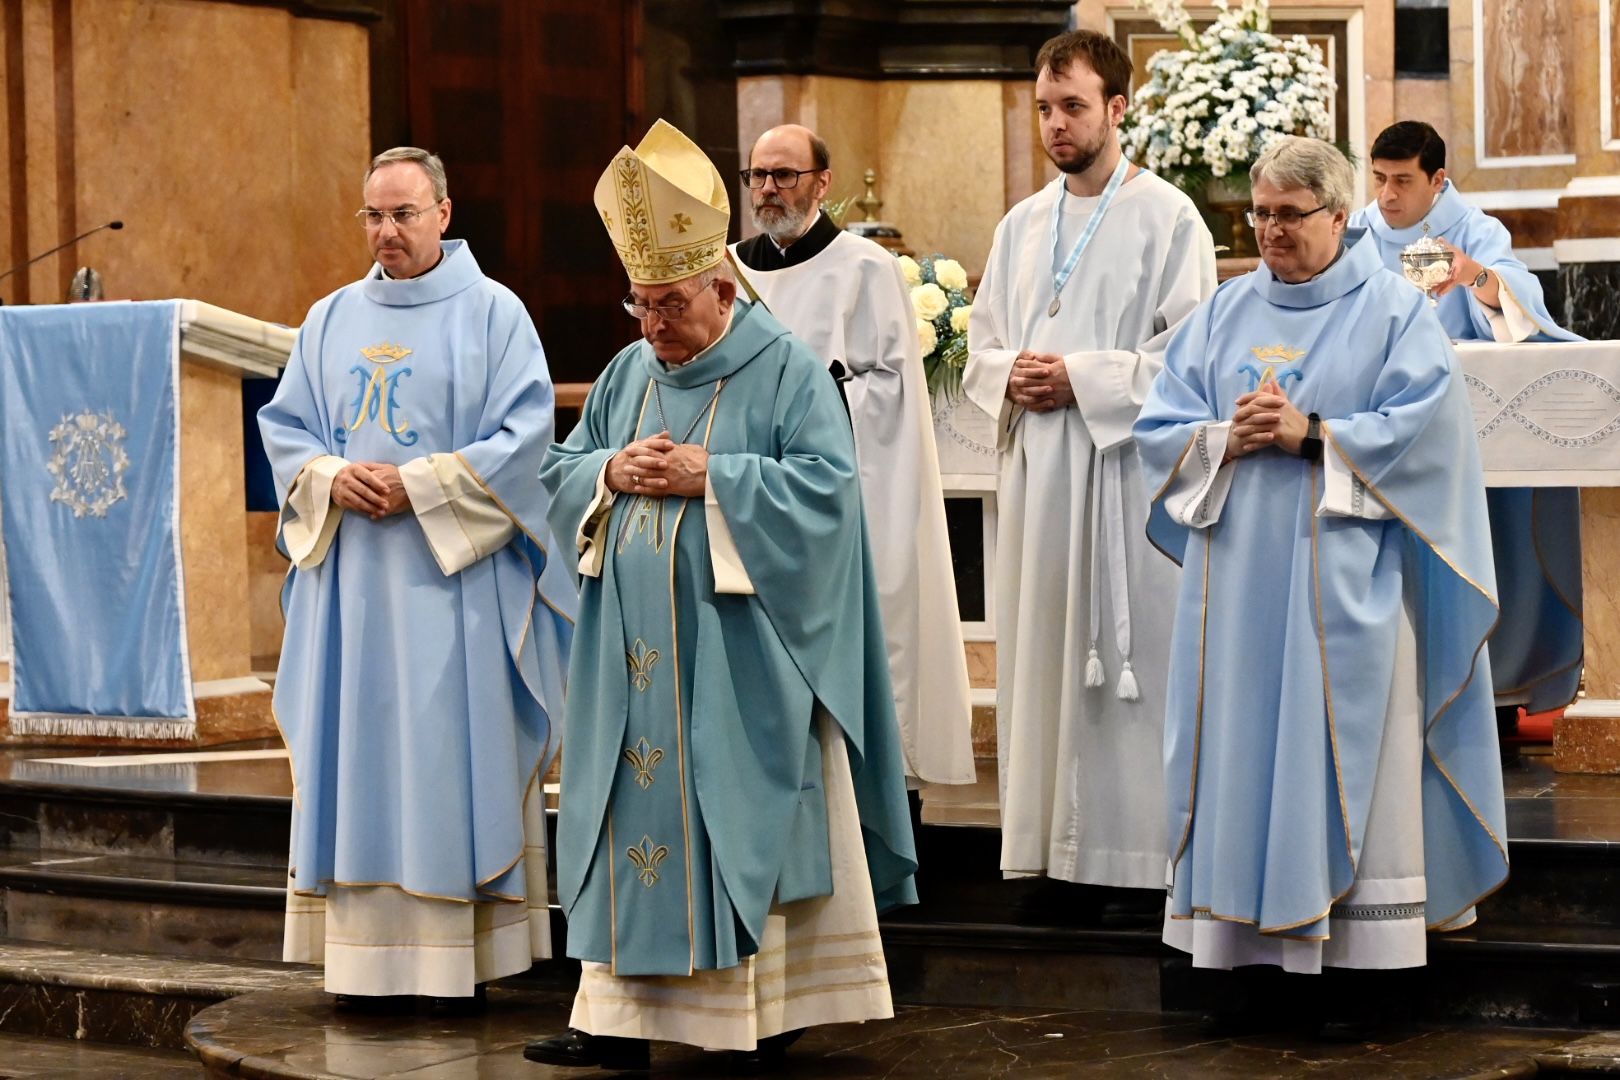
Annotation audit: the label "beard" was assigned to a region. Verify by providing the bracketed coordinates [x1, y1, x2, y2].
[751, 194, 814, 244]
[1048, 128, 1109, 176]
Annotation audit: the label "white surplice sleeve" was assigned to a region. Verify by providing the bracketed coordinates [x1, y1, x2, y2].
[398, 452, 519, 575]
[1318, 432, 1395, 520]
[1068, 204, 1218, 451]
[963, 215, 1024, 445]
[1160, 421, 1236, 527]
[281, 455, 348, 570]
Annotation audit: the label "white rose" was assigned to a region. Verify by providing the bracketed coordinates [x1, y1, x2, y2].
[917, 319, 938, 357]
[897, 255, 922, 287]
[934, 258, 969, 292]
[950, 305, 972, 334]
[911, 282, 949, 321]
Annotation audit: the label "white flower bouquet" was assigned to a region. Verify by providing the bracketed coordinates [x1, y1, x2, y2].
[1119, 0, 1334, 193]
[899, 254, 973, 402]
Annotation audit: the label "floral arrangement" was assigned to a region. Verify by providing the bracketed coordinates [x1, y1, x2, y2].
[1119, 0, 1334, 192]
[899, 253, 972, 401]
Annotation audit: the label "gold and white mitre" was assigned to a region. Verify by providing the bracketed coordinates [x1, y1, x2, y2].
[594, 119, 730, 284]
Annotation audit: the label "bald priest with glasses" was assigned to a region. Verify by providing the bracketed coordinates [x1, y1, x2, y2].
[259, 146, 575, 1009]
[529, 119, 916, 1072]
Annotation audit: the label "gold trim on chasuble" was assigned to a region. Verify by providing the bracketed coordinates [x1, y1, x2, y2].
[606, 378, 729, 975]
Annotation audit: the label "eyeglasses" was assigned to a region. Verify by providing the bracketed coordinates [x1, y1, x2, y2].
[623, 279, 716, 321]
[355, 205, 440, 229]
[1245, 205, 1330, 230]
[737, 168, 821, 190]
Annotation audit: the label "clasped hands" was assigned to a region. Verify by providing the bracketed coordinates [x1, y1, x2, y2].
[1225, 380, 1311, 463]
[1005, 351, 1076, 412]
[333, 462, 409, 519]
[607, 431, 709, 499]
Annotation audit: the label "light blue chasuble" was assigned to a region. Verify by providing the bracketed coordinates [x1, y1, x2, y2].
[541, 299, 917, 977]
[1353, 184, 1583, 713]
[259, 240, 574, 907]
[1136, 230, 1508, 938]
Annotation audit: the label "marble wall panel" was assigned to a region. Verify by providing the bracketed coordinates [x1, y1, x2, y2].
[878, 81, 1006, 275]
[246, 510, 287, 669]
[178, 363, 252, 683]
[20, 0, 61, 305]
[1612, 0, 1620, 148]
[1479, 0, 1575, 161]
[1581, 488, 1620, 701]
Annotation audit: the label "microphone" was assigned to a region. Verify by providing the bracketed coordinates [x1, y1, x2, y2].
[0, 220, 124, 288]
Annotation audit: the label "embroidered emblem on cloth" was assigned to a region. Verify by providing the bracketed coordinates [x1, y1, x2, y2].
[1240, 344, 1308, 392]
[627, 639, 661, 693]
[47, 411, 130, 518]
[623, 736, 665, 788]
[336, 341, 419, 447]
[627, 835, 670, 887]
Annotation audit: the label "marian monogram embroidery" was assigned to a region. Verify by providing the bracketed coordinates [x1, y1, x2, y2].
[335, 341, 419, 447]
[47, 411, 130, 518]
[1239, 344, 1308, 393]
[627, 639, 660, 692]
[622, 736, 665, 789]
[627, 835, 669, 887]
[616, 494, 668, 555]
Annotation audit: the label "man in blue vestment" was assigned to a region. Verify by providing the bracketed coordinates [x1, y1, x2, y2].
[1135, 137, 1507, 983]
[1351, 121, 1583, 757]
[524, 120, 916, 1072]
[259, 147, 574, 1008]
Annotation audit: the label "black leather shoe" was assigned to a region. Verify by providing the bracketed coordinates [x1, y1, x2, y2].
[522, 1028, 650, 1071]
[730, 1028, 805, 1072]
[428, 983, 487, 1015]
[330, 993, 416, 1014]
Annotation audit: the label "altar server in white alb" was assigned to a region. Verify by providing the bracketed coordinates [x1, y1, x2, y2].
[964, 30, 1216, 892]
[731, 123, 975, 786]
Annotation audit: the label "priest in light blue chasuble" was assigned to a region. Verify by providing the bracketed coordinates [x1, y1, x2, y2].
[258, 147, 574, 1004]
[525, 120, 916, 1072]
[1351, 121, 1583, 746]
[1135, 138, 1508, 976]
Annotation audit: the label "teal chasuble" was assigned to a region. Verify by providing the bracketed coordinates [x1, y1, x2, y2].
[541, 300, 917, 976]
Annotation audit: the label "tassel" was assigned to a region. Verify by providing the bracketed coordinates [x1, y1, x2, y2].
[1116, 660, 1140, 702]
[1085, 647, 1105, 688]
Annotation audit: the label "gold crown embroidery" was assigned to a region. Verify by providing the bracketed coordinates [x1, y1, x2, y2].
[360, 342, 413, 363]
[1250, 344, 1307, 363]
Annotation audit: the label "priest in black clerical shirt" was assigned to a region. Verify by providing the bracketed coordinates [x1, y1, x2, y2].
[728, 124, 978, 791]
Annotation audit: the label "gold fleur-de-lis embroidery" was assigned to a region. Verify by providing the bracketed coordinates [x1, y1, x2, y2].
[669, 212, 692, 234]
[622, 736, 665, 789]
[627, 639, 660, 692]
[626, 835, 669, 887]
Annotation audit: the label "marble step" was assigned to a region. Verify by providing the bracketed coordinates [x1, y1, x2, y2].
[0, 757, 291, 869]
[0, 939, 319, 1051]
[0, 849, 287, 961]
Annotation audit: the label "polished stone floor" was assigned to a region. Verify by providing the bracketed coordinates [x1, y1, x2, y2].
[181, 986, 1606, 1079]
[0, 1031, 201, 1077]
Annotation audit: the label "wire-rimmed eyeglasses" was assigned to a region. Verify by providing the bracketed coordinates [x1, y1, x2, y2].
[1245, 205, 1330, 230]
[622, 280, 717, 321]
[355, 205, 440, 229]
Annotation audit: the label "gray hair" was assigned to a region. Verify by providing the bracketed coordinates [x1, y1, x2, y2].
[1249, 136, 1354, 214]
[365, 147, 449, 202]
[692, 259, 735, 290]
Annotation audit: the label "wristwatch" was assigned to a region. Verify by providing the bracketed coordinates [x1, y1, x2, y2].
[1301, 413, 1323, 461]
[1471, 268, 1490, 289]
